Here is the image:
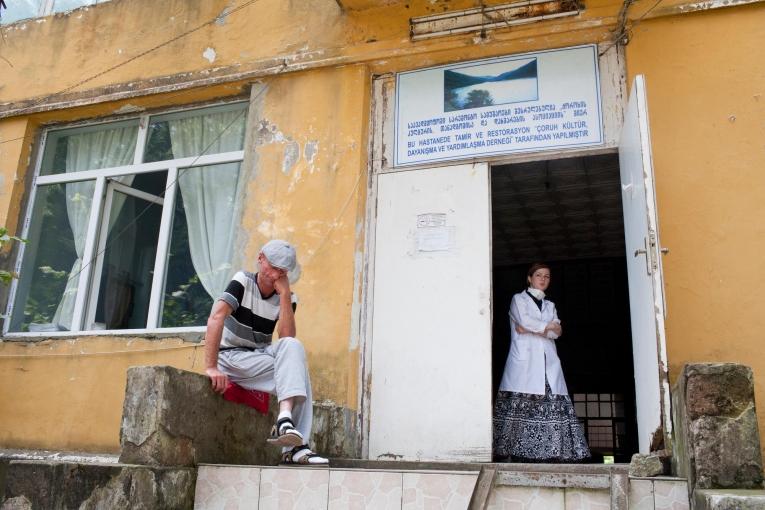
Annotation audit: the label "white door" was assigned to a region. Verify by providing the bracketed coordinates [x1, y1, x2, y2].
[369, 163, 493, 462]
[619, 75, 671, 454]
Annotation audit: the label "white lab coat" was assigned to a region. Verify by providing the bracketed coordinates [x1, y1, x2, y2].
[498, 291, 569, 396]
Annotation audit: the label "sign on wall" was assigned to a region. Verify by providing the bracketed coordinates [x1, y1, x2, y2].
[394, 45, 603, 167]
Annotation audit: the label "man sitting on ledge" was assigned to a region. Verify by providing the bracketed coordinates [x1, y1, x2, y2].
[204, 239, 328, 465]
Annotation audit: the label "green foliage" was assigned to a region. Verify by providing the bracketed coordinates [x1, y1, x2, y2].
[159, 192, 213, 327]
[161, 273, 212, 327]
[0, 226, 26, 285]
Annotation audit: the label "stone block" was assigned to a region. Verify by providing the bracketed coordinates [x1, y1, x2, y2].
[119, 365, 281, 467]
[694, 489, 765, 510]
[312, 401, 360, 459]
[672, 363, 764, 493]
[0, 460, 195, 509]
[630, 453, 665, 477]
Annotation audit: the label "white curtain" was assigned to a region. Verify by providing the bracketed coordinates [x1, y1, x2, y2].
[167, 109, 246, 299]
[53, 126, 137, 330]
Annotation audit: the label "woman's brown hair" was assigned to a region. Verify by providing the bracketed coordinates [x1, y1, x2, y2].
[526, 262, 551, 278]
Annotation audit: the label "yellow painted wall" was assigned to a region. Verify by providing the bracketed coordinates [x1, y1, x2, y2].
[625, 4, 765, 454]
[0, 337, 203, 452]
[235, 64, 370, 407]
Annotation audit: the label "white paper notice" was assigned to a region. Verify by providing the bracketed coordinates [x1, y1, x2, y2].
[417, 227, 453, 252]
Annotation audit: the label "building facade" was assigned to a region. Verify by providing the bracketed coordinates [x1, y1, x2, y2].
[0, 0, 763, 464]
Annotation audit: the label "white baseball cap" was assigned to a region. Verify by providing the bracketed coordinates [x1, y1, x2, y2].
[261, 239, 297, 272]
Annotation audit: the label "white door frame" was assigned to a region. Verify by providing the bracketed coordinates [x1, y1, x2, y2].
[358, 43, 673, 460]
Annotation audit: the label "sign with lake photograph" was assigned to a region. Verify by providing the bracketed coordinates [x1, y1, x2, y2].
[394, 45, 603, 167]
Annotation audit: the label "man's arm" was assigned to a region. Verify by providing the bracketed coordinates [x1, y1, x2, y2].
[204, 300, 234, 393]
[274, 275, 296, 338]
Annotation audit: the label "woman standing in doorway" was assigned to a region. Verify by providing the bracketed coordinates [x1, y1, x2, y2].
[493, 262, 590, 462]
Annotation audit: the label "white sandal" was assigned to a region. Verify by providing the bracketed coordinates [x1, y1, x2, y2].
[266, 417, 304, 447]
[280, 445, 329, 466]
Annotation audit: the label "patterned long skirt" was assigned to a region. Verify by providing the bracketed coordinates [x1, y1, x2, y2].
[493, 382, 590, 462]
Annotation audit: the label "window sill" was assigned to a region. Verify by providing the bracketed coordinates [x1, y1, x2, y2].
[2, 326, 206, 342]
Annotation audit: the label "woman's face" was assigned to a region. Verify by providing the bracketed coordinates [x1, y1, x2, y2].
[528, 268, 551, 291]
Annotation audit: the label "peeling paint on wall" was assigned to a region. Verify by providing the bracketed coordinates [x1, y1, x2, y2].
[202, 47, 217, 64]
[112, 104, 144, 114]
[304, 140, 319, 165]
[283, 141, 300, 174]
[255, 119, 287, 145]
[216, 4, 233, 26]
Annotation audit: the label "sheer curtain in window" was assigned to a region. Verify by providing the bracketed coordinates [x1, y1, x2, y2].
[167, 109, 246, 299]
[53, 127, 137, 330]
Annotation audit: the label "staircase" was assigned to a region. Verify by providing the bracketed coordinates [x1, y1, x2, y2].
[193, 460, 691, 509]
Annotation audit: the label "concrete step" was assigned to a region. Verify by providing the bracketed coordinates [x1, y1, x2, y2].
[195, 463, 479, 509]
[192, 462, 691, 510]
[694, 489, 765, 509]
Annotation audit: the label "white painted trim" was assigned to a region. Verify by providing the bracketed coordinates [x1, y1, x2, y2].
[34, 151, 245, 185]
[3, 326, 206, 339]
[3, 130, 48, 335]
[633, 75, 673, 447]
[132, 114, 150, 166]
[358, 75, 393, 459]
[411, 0, 558, 22]
[146, 167, 179, 329]
[84, 180, 115, 330]
[110, 181, 164, 205]
[71, 176, 107, 331]
[598, 42, 628, 148]
[412, 11, 580, 41]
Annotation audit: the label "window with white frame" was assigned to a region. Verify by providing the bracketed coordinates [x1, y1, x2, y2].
[1, 0, 111, 25]
[7, 102, 248, 333]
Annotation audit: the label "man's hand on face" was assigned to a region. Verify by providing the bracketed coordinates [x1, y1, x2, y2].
[206, 367, 229, 394]
[273, 274, 290, 296]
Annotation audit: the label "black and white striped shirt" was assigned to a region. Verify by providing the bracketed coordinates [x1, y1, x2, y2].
[218, 271, 297, 350]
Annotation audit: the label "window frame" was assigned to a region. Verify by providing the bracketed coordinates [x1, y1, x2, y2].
[4, 100, 249, 337]
[1, 0, 111, 25]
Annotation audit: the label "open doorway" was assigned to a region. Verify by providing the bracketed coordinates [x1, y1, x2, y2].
[491, 153, 639, 463]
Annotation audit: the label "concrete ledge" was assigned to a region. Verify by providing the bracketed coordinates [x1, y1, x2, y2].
[694, 489, 765, 509]
[118, 365, 280, 467]
[328, 459, 629, 474]
[495, 471, 611, 489]
[1, 460, 195, 510]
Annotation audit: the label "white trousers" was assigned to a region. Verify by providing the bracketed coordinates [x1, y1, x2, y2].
[218, 336, 313, 445]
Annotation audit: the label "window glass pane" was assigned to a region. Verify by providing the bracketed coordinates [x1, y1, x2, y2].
[161, 162, 244, 326]
[144, 104, 246, 163]
[0, 0, 40, 24]
[40, 121, 138, 176]
[88, 180, 163, 330]
[10, 181, 95, 332]
[51, 0, 105, 14]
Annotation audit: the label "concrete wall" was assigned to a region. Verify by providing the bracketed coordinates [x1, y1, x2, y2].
[1, 0, 763, 456]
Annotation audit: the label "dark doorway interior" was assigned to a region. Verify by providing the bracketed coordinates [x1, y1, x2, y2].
[491, 153, 639, 463]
